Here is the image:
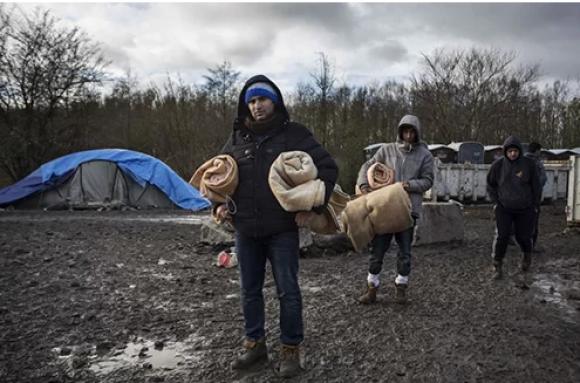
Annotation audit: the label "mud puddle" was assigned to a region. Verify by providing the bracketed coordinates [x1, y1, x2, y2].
[532, 261, 580, 324]
[54, 334, 208, 377]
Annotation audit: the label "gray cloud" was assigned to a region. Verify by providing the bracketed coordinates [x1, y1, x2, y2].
[21, 3, 580, 89]
[365, 40, 409, 64]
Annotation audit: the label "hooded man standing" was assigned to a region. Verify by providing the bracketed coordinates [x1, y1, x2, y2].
[356, 115, 434, 304]
[214, 75, 338, 378]
[487, 136, 541, 279]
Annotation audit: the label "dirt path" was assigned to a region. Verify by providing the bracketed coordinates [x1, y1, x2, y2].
[1, 205, 579, 382]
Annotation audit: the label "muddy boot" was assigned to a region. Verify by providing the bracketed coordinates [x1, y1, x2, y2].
[358, 283, 378, 304]
[394, 283, 407, 304]
[231, 337, 268, 370]
[279, 344, 302, 378]
[492, 261, 503, 280]
[521, 253, 532, 272]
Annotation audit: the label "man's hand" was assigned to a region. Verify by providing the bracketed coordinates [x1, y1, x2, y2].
[401, 181, 410, 191]
[214, 204, 231, 223]
[359, 185, 371, 194]
[295, 211, 315, 227]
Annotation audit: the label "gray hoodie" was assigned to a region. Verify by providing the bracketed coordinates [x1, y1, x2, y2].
[356, 115, 434, 218]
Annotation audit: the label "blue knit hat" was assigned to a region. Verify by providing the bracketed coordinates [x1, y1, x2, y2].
[244, 82, 279, 105]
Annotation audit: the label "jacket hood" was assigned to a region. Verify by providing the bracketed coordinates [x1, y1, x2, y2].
[236, 75, 289, 122]
[397, 114, 423, 145]
[502, 136, 523, 158]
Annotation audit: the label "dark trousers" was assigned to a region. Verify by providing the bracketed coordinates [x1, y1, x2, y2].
[236, 230, 303, 346]
[532, 206, 540, 248]
[492, 205, 535, 263]
[368, 222, 415, 277]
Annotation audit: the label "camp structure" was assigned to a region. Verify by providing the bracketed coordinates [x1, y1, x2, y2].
[447, 142, 485, 164]
[0, 149, 211, 211]
[363, 143, 385, 161]
[484, 145, 504, 164]
[428, 144, 457, 164]
[541, 148, 580, 162]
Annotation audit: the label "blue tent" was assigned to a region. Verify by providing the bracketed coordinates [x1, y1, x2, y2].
[0, 149, 210, 211]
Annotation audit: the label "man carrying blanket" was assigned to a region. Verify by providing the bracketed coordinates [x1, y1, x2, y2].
[213, 75, 338, 378]
[356, 115, 434, 304]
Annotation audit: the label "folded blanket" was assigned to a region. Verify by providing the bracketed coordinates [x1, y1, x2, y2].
[269, 151, 347, 234]
[367, 163, 395, 190]
[189, 155, 238, 203]
[268, 151, 326, 212]
[341, 182, 413, 252]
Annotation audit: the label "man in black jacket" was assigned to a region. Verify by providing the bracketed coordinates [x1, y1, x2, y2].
[214, 75, 338, 378]
[487, 136, 541, 279]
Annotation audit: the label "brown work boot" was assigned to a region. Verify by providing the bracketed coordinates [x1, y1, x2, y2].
[521, 253, 532, 272]
[231, 337, 268, 370]
[492, 261, 503, 280]
[279, 344, 302, 378]
[358, 283, 378, 304]
[394, 283, 407, 304]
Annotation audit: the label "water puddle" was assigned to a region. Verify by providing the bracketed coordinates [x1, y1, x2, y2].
[87, 336, 205, 375]
[532, 272, 580, 324]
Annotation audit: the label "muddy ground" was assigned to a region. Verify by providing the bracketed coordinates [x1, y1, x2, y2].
[1, 203, 579, 383]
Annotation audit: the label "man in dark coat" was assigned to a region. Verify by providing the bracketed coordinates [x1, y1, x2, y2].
[214, 75, 338, 378]
[487, 136, 541, 279]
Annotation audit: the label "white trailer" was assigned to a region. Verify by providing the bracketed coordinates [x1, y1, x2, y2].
[427, 159, 570, 203]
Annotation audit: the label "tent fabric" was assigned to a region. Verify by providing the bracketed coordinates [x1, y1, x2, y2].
[0, 149, 211, 211]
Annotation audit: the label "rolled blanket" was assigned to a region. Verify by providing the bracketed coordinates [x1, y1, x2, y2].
[308, 185, 351, 234]
[341, 182, 413, 252]
[367, 163, 395, 190]
[189, 155, 238, 203]
[269, 151, 345, 234]
[268, 151, 325, 212]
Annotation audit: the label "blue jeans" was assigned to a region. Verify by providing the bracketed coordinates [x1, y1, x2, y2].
[368, 221, 415, 277]
[236, 230, 303, 346]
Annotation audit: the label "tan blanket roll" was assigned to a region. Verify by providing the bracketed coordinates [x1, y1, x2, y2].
[367, 163, 395, 190]
[308, 185, 351, 234]
[190, 155, 238, 203]
[341, 182, 413, 252]
[268, 151, 325, 212]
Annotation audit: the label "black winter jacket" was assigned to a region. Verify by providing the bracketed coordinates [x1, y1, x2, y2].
[486, 136, 541, 210]
[221, 75, 338, 237]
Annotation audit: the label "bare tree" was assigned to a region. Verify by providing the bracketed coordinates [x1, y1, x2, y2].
[411, 47, 539, 144]
[310, 52, 336, 146]
[0, 6, 108, 180]
[203, 60, 240, 127]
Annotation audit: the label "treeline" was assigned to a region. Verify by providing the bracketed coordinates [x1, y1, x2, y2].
[1, 7, 579, 191]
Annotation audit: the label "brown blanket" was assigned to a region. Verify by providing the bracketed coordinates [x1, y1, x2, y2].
[367, 163, 395, 190]
[341, 182, 413, 252]
[269, 151, 346, 234]
[189, 155, 238, 203]
[308, 184, 351, 234]
[268, 151, 326, 212]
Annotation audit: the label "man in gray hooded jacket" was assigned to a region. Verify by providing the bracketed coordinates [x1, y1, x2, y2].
[357, 115, 434, 304]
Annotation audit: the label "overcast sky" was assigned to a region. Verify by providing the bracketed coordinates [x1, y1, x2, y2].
[12, 2, 580, 93]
